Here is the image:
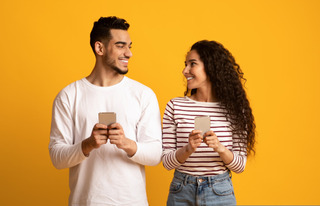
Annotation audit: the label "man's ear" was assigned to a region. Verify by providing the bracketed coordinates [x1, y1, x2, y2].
[94, 41, 105, 56]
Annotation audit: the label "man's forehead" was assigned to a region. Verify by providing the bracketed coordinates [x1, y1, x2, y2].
[109, 29, 131, 42]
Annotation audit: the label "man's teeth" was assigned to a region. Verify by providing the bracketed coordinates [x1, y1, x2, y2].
[121, 60, 128, 63]
[187, 77, 193, 80]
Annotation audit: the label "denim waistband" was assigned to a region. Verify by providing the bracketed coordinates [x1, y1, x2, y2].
[174, 170, 231, 186]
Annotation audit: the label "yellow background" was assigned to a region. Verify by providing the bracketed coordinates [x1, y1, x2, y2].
[1, 0, 319, 205]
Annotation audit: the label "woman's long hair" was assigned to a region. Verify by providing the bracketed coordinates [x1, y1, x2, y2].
[185, 40, 256, 156]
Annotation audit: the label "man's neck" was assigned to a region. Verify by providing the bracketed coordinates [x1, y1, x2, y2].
[86, 64, 124, 87]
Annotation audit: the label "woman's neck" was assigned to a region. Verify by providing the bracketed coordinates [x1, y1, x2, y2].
[190, 87, 218, 102]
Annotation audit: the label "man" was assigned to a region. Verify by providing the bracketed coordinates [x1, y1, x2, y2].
[49, 16, 162, 206]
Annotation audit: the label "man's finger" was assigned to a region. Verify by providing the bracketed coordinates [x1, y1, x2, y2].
[94, 123, 108, 130]
[108, 123, 123, 130]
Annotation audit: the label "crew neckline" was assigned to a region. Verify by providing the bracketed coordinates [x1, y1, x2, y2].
[81, 76, 127, 91]
[185, 96, 221, 105]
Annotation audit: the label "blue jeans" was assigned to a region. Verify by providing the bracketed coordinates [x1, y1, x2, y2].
[167, 170, 236, 206]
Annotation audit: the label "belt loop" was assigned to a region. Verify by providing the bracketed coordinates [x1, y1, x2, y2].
[208, 176, 212, 188]
[184, 174, 188, 186]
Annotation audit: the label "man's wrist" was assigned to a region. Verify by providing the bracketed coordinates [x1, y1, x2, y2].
[82, 138, 93, 157]
[124, 139, 137, 157]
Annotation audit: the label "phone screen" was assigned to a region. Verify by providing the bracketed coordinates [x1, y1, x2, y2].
[194, 116, 211, 135]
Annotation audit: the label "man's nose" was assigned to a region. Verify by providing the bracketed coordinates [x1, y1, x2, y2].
[124, 47, 132, 58]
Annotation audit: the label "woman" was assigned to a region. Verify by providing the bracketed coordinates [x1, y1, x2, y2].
[162, 40, 256, 206]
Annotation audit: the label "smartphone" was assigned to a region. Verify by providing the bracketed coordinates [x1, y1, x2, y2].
[98, 112, 116, 126]
[194, 116, 211, 136]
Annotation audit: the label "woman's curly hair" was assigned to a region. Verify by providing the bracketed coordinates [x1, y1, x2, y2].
[185, 40, 256, 156]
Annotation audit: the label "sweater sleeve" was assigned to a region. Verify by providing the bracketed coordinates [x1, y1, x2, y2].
[225, 135, 247, 173]
[48, 93, 86, 169]
[129, 90, 162, 166]
[161, 100, 182, 170]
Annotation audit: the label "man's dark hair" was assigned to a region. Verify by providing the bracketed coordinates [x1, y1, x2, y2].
[90, 16, 130, 54]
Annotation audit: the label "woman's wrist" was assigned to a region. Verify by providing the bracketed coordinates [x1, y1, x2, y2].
[176, 145, 193, 163]
[216, 144, 227, 153]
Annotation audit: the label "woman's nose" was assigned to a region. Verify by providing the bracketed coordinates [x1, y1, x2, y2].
[182, 66, 189, 75]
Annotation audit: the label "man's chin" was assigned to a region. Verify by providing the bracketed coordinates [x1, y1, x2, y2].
[112, 66, 128, 75]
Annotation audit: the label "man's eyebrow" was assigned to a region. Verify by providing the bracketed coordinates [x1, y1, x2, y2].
[115, 41, 132, 46]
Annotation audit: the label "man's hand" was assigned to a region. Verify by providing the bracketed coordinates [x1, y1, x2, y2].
[82, 123, 108, 156]
[108, 123, 137, 157]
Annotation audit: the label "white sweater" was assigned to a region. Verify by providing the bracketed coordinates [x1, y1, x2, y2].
[49, 77, 162, 206]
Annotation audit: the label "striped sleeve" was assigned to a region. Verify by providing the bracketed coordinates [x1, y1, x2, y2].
[161, 100, 182, 170]
[226, 135, 247, 173]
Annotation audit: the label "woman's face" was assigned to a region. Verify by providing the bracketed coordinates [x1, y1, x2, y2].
[183, 50, 210, 90]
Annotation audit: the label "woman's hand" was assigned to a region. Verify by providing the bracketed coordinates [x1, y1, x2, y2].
[203, 130, 226, 153]
[175, 130, 203, 163]
[187, 130, 203, 153]
[203, 130, 234, 164]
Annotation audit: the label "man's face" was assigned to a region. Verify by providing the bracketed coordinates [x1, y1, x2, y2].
[103, 29, 132, 74]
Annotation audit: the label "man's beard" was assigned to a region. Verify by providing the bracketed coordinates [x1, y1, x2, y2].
[105, 55, 128, 75]
[111, 65, 128, 75]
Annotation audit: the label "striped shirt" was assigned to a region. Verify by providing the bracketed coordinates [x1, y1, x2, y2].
[162, 97, 247, 176]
